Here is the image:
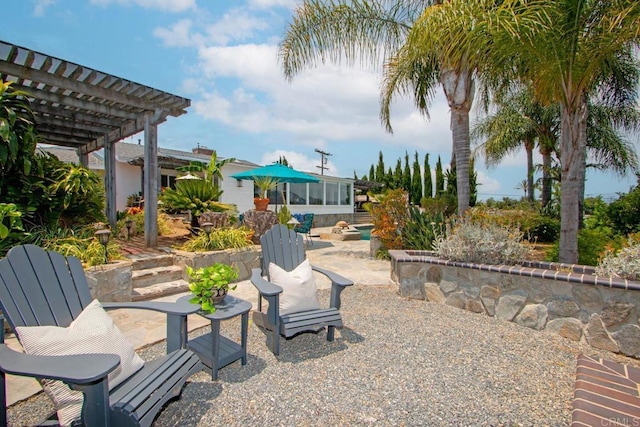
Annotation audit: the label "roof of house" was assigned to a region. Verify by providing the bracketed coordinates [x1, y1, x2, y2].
[38, 142, 259, 170]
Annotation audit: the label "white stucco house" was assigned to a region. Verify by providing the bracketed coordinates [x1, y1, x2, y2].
[40, 142, 355, 226]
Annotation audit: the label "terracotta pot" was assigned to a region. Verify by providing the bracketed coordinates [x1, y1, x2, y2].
[253, 197, 270, 211]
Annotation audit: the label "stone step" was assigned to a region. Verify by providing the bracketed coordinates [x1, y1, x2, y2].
[132, 279, 191, 301]
[129, 254, 174, 271]
[132, 265, 184, 288]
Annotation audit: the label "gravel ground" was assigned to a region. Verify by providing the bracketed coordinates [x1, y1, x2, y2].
[8, 284, 640, 426]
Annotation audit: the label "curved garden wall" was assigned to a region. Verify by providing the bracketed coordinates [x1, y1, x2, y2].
[389, 250, 640, 358]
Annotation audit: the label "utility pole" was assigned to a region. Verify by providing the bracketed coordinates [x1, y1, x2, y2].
[315, 148, 332, 175]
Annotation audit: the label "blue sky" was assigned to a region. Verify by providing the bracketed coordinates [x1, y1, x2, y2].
[3, 0, 638, 201]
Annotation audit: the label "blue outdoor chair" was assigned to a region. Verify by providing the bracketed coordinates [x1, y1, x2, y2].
[294, 213, 314, 245]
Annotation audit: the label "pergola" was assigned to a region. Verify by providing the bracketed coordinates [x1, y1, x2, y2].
[0, 40, 191, 247]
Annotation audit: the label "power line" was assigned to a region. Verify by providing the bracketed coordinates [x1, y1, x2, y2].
[315, 148, 332, 175]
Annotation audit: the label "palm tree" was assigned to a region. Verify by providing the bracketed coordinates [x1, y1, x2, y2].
[514, 179, 528, 199]
[473, 87, 560, 205]
[495, 1, 640, 262]
[380, 1, 479, 215]
[474, 88, 638, 209]
[280, 1, 478, 216]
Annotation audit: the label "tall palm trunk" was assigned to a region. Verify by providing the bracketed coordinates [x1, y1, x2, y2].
[559, 94, 588, 264]
[524, 138, 535, 202]
[441, 66, 474, 216]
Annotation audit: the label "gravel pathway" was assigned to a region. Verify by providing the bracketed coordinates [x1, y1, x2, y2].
[8, 284, 640, 426]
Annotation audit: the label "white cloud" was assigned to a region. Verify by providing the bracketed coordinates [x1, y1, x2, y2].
[205, 9, 269, 45]
[191, 42, 452, 159]
[260, 150, 325, 175]
[476, 170, 502, 196]
[90, 0, 196, 13]
[33, 0, 55, 16]
[249, 0, 298, 10]
[153, 19, 194, 47]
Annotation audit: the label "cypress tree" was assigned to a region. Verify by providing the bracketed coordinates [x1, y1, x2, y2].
[403, 151, 411, 192]
[469, 157, 478, 207]
[435, 156, 444, 196]
[375, 151, 385, 183]
[446, 154, 457, 195]
[368, 165, 375, 182]
[423, 153, 432, 199]
[393, 159, 403, 190]
[411, 151, 422, 205]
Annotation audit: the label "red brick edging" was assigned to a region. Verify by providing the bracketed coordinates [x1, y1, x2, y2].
[572, 354, 640, 426]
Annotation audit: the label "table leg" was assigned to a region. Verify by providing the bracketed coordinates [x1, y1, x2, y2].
[240, 312, 248, 365]
[210, 319, 221, 380]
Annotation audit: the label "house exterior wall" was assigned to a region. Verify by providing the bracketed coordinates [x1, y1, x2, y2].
[115, 163, 142, 211]
[219, 163, 255, 214]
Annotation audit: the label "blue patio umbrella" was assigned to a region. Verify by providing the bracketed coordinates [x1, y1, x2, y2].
[231, 163, 320, 211]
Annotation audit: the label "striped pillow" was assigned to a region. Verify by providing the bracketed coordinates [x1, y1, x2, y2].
[16, 299, 145, 426]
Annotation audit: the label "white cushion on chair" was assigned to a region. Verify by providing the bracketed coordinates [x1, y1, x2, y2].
[269, 259, 321, 315]
[16, 299, 145, 426]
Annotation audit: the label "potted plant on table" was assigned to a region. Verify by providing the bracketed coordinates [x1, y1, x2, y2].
[252, 176, 279, 211]
[186, 263, 239, 313]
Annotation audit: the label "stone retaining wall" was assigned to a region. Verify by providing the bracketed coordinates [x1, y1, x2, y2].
[389, 250, 640, 358]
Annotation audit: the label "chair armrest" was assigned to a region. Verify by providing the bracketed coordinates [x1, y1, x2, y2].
[250, 268, 283, 296]
[311, 265, 354, 287]
[0, 344, 119, 384]
[102, 299, 200, 315]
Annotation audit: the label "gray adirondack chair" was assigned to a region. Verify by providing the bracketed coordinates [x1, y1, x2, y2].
[251, 224, 353, 355]
[0, 244, 203, 427]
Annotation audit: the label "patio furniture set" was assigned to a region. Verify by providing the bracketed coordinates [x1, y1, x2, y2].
[0, 224, 353, 426]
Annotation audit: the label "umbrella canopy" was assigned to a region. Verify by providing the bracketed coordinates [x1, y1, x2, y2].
[231, 163, 320, 183]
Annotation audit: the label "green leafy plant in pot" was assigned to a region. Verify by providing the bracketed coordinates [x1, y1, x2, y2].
[252, 176, 279, 211]
[186, 263, 239, 313]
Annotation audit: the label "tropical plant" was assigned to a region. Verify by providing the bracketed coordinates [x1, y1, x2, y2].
[50, 162, 106, 226]
[0, 81, 40, 186]
[401, 206, 445, 251]
[186, 263, 238, 313]
[176, 151, 236, 188]
[159, 178, 236, 225]
[179, 227, 253, 252]
[0, 203, 23, 240]
[252, 175, 280, 199]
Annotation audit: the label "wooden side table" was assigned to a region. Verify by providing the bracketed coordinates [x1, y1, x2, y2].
[180, 295, 252, 380]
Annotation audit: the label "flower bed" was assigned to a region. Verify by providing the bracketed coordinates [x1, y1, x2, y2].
[389, 249, 640, 358]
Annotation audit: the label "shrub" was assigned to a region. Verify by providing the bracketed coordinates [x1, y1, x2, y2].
[521, 214, 560, 243]
[368, 189, 410, 256]
[401, 206, 446, 251]
[465, 206, 559, 243]
[433, 218, 532, 265]
[606, 185, 640, 235]
[115, 210, 173, 237]
[544, 228, 615, 266]
[596, 240, 640, 280]
[12, 224, 123, 267]
[179, 227, 253, 252]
